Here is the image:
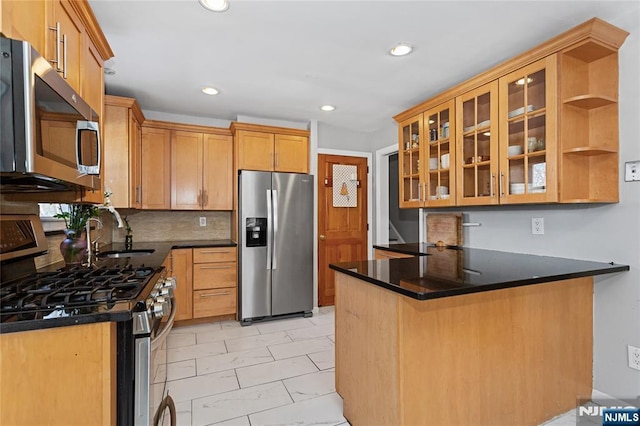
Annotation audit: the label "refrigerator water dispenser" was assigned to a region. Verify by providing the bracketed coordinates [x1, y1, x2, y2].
[246, 218, 267, 247]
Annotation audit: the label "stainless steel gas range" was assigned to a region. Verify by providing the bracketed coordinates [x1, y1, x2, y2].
[0, 214, 177, 425]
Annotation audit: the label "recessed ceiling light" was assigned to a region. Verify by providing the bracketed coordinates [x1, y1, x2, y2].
[198, 0, 229, 12]
[320, 105, 336, 112]
[104, 67, 116, 76]
[202, 87, 219, 95]
[389, 43, 413, 57]
[483, 132, 491, 136]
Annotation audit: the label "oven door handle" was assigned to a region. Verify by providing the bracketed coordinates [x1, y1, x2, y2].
[150, 297, 176, 350]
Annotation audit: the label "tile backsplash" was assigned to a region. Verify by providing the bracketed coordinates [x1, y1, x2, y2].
[111, 210, 231, 242]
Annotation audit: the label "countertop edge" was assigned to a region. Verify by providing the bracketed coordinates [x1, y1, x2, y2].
[330, 254, 630, 301]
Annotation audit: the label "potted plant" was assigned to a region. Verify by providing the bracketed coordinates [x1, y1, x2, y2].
[124, 216, 133, 250]
[55, 204, 100, 266]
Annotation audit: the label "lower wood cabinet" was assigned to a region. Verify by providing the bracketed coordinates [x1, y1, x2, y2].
[165, 246, 237, 321]
[166, 248, 193, 322]
[192, 247, 237, 318]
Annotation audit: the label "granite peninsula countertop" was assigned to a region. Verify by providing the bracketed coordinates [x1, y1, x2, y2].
[328, 243, 629, 300]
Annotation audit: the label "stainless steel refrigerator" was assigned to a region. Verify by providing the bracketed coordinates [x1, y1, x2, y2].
[238, 171, 314, 325]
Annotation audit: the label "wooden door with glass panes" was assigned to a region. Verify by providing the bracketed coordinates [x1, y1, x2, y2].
[457, 82, 499, 206]
[424, 100, 455, 207]
[499, 56, 558, 204]
[398, 114, 424, 208]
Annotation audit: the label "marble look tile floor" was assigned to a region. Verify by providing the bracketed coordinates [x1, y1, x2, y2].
[164, 305, 577, 426]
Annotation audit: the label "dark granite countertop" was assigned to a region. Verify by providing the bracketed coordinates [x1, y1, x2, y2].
[329, 244, 629, 300]
[0, 240, 237, 333]
[40, 239, 237, 271]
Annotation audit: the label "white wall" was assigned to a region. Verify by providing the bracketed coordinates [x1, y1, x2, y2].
[368, 13, 640, 398]
[317, 122, 372, 151]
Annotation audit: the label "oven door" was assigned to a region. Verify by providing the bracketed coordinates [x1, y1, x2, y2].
[134, 293, 176, 426]
[150, 295, 176, 426]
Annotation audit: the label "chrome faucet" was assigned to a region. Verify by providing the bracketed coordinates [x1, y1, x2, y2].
[85, 218, 103, 267]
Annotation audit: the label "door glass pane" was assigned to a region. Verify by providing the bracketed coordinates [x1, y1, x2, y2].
[506, 67, 547, 196]
[461, 92, 492, 200]
[401, 119, 421, 202]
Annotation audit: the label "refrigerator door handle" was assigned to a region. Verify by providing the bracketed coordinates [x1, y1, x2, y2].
[272, 189, 278, 270]
[266, 189, 272, 270]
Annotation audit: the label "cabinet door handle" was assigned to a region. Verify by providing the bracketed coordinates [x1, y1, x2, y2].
[203, 189, 208, 208]
[490, 173, 495, 198]
[62, 33, 67, 79]
[199, 265, 231, 269]
[499, 172, 505, 197]
[48, 22, 61, 70]
[135, 186, 141, 204]
[275, 153, 279, 167]
[199, 291, 231, 297]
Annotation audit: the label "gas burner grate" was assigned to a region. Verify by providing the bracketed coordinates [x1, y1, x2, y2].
[0, 266, 159, 315]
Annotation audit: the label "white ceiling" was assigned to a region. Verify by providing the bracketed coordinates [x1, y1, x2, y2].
[89, 1, 638, 133]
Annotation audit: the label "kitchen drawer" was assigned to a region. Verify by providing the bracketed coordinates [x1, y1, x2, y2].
[193, 247, 237, 263]
[193, 287, 236, 318]
[193, 262, 237, 290]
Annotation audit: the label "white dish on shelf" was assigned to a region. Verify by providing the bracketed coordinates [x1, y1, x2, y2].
[463, 125, 475, 132]
[508, 105, 535, 118]
[508, 145, 524, 156]
[477, 119, 491, 128]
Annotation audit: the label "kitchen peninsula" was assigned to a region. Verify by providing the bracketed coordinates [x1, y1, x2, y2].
[329, 244, 628, 426]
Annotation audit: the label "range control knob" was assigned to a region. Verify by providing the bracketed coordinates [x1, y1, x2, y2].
[163, 277, 176, 289]
[152, 301, 168, 317]
[159, 287, 171, 297]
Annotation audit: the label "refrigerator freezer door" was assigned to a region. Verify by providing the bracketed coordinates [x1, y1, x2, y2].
[271, 173, 314, 316]
[239, 171, 272, 320]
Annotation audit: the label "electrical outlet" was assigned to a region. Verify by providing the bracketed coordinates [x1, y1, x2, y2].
[628, 345, 640, 371]
[199, 217, 206, 227]
[624, 161, 640, 182]
[531, 218, 544, 235]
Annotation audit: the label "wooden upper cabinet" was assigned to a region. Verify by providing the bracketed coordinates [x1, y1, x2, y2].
[171, 130, 204, 210]
[103, 96, 144, 208]
[456, 81, 499, 206]
[203, 134, 233, 210]
[81, 35, 104, 115]
[394, 18, 628, 208]
[232, 123, 310, 173]
[498, 56, 558, 204]
[140, 126, 171, 209]
[0, 1, 47, 55]
[236, 130, 274, 171]
[171, 130, 233, 210]
[274, 134, 309, 173]
[46, 0, 83, 92]
[397, 114, 424, 208]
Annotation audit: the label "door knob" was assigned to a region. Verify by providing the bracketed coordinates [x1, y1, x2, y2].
[319, 235, 326, 240]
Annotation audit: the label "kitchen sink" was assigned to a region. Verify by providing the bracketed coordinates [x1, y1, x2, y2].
[97, 249, 155, 258]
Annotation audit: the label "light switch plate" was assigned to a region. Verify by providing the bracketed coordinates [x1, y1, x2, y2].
[624, 161, 640, 182]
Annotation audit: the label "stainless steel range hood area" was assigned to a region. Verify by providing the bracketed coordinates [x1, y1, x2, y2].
[1, 36, 101, 193]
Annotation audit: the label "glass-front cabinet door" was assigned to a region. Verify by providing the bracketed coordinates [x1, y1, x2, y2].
[398, 114, 424, 208]
[498, 56, 557, 203]
[425, 100, 455, 207]
[456, 82, 499, 206]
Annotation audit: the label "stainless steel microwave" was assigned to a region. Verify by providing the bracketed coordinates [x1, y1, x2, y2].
[0, 36, 101, 192]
